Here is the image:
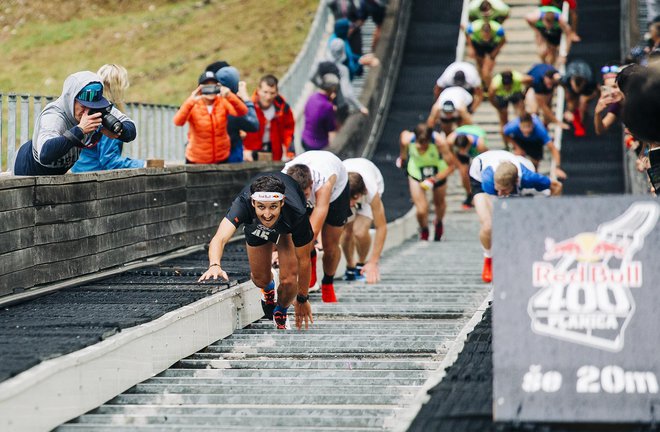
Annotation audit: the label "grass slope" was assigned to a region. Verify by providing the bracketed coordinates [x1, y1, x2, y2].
[0, 0, 318, 105]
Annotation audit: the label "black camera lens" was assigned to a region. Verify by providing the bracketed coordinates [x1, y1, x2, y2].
[101, 113, 123, 134]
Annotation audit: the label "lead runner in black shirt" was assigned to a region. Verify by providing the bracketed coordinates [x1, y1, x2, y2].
[198, 173, 314, 330]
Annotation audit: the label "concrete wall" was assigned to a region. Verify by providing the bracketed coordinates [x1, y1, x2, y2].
[0, 162, 282, 297]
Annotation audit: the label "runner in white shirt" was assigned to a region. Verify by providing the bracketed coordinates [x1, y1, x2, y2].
[433, 61, 483, 112]
[283, 150, 359, 302]
[427, 86, 474, 135]
[341, 158, 387, 284]
[469, 150, 562, 283]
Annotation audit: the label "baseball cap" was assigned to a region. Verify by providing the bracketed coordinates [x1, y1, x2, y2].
[441, 100, 456, 113]
[76, 82, 110, 109]
[198, 70, 219, 85]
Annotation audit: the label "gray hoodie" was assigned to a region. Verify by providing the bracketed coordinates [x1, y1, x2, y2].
[31, 71, 132, 169]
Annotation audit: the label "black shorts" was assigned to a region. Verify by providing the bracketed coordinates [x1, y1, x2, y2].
[325, 182, 352, 227]
[456, 152, 471, 165]
[363, 1, 386, 25]
[494, 92, 524, 109]
[540, 29, 561, 46]
[470, 177, 484, 195]
[514, 141, 544, 162]
[408, 175, 447, 189]
[472, 41, 496, 57]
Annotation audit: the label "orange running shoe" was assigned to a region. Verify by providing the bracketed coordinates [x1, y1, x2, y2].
[482, 257, 493, 283]
[321, 283, 337, 302]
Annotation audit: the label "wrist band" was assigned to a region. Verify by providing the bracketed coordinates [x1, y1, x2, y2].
[209, 263, 220, 268]
[296, 294, 309, 303]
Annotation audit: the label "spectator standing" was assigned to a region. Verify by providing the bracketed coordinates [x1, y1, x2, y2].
[302, 74, 339, 151]
[433, 61, 483, 112]
[174, 71, 248, 164]
[71, 64, 144, 173]
[314, 38, 369, 126]
[326, 0, 365, 56]
[465, 19, 507, 88]
[361, 0, 387, 51]
[215, 66, 259, 163]
[330, 18, 379, 82]
[594, 65, 624, 135]
[243, 75, 295, 161]
[13, 71, 136, 175]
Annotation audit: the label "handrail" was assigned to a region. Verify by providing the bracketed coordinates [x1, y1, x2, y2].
[550, 2, 570, 179]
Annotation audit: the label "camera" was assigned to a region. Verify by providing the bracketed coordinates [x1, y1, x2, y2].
[201, 84, 221, 95]
[89, 105, 123, 135]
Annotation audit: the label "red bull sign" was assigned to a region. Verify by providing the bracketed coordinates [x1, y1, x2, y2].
[492, 198, 660, 423]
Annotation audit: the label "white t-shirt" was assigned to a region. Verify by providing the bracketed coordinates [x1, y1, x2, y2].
[435, 86, 474, 111]
[283, 150, 348, 204]
[436, 62, 481, 89]
[342, 158, 385, 204]
[469, 150, 551, 196]
[262, 105, 276, 144]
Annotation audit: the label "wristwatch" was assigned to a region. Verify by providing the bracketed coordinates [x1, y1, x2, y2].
[296, 294, 309, 303]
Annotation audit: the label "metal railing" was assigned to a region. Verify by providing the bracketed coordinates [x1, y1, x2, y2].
[1, 1, 333, 171]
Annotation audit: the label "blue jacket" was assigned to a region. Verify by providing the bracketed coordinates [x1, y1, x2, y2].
[71, 135, 144, 172]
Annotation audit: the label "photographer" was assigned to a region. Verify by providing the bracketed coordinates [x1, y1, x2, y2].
[71, 64, 144, 172]
[13, 71, 136, 176]
[594, 65, 624, 136]
[173, 71, 248, 164]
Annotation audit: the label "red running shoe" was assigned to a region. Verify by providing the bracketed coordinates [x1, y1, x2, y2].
[321, 283, 337, 302]
[309, 249, 318, 288]
[434, 220, 444, 241]
[572, 110, 586, 137]
[419, 228, 430, 241]
[482, 257, 493, 283]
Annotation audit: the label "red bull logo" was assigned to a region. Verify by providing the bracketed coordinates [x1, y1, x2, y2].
[543, 232, 627, 262]
[528, 203, 659, 352]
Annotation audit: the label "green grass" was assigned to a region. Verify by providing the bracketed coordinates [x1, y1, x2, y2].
[0, 0, 318, 170]
[0, 0, 318, 105]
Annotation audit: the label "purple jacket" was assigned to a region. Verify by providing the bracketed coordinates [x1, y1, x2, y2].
[302, 92, 336, 150]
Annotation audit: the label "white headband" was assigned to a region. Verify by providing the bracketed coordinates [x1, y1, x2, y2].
[251, 192, 285, 202]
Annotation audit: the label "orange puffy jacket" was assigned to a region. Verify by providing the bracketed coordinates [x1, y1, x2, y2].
[174, 93, 248, 164]
[243, 93, 295, 161]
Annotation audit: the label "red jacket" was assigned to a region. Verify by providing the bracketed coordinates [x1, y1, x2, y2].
[174, 93, 248, 163]
[243, 93, 295, 161]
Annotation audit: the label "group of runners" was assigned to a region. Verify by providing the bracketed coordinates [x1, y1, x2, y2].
[199, 151, 386, 330]
[197, 0, 576, 330]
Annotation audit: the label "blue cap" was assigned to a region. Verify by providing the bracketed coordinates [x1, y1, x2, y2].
[76, 82, 110, 109]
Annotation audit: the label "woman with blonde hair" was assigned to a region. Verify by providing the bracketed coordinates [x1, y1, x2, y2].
[71, 64, 144, 172]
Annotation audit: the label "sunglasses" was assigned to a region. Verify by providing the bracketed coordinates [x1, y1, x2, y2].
[601, 65, 620, 75]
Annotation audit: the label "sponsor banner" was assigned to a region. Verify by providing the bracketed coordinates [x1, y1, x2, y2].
[492, 196, 660, 422]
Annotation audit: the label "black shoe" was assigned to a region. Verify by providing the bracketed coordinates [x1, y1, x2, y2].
[261, 288, 276, 320]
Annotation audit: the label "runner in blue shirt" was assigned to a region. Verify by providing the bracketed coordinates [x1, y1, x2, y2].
[503, 112, 566, 179]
